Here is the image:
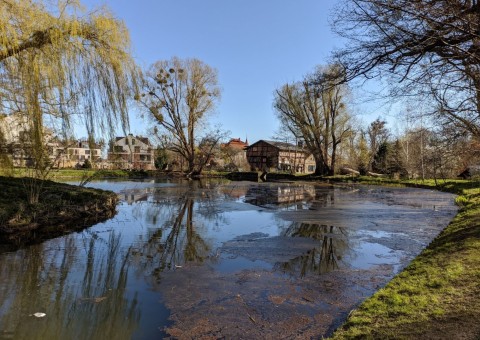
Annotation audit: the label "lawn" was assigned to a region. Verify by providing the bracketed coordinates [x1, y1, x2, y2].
[328, 178, 480, 339]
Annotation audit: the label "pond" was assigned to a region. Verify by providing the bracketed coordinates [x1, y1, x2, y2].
[0, 179, 457, 339]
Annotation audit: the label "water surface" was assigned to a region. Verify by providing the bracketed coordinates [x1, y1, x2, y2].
[0, 179, 457, 339]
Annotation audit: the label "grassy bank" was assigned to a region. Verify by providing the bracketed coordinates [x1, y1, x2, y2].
[4, 168, 231, 180]
[5, 168, 135, 180]
[0, 176, 118, 245]
[327, 177, 480, 339]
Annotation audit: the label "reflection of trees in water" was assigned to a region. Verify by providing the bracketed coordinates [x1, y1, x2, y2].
[134, 180, 229, 225]
[276, 223, 349, 277]
[312, 186, 335, 207]
[0, 232, 139, 339]
[130, 181, 220, 283]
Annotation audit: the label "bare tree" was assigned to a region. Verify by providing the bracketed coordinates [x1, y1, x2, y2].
[274, 65, 352, 175]
[137, 57, 221, 177]
[332, 0, 480, 140]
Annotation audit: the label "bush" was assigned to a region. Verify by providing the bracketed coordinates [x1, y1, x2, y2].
[82, 159, 92, 169]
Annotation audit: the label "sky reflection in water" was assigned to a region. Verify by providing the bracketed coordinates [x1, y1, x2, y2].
[0, 179, 457, 339]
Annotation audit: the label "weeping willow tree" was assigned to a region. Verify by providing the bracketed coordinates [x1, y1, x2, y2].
[0, 0, 138, 188]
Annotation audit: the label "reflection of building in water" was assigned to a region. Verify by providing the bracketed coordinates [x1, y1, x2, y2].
[219, 185, 249, 200]
[120, 188, 151, 205]
[245, 184, 315, 207]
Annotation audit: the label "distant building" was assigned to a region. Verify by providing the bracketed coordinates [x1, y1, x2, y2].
[0, 113, 104, 168]
[108, 134, 155, 170]
[1, 113, 43, 166]
[218, 137, 249, 170]
[245, 140, 316, 174]
[222, 138, 249, 150]
[55, 140, 102, 168]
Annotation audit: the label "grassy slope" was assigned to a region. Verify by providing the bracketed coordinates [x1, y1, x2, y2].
[328, 178, 480, 339]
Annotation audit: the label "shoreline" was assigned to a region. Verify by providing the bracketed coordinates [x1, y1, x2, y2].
[1, 170, 478, 338]
[326, 177, 480, 339]
[0, 176, 118, 247]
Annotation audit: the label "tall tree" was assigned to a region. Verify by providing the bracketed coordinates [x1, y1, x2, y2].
[0, 0, 138, 201]
[332, 0, 480, 140]
[1, 0, 137, 136]
[274, 65, 352, 175]
[367, 118, 389, 171]
[137, 57, 221, 176]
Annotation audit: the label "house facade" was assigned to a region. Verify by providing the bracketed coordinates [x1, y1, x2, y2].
[54, 140, 102, 168]
[219, 137, 249, 170]
[0, 113, 102, 168]
[108, 134, 155, 170]
[245, 140, 316, 174]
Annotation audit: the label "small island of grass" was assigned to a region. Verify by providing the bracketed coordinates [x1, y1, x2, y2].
[0, 176, 118, 246]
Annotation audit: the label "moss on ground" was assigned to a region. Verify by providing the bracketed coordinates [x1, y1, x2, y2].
[328, 178, 480, 339]
[0, 176, 118, 245]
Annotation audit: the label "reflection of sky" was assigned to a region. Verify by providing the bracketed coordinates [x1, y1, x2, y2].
[85, 180, 458, 271]
[110, 200, 283, 250]
[1, 179, 454, 338]
[65, 179, 178, 192]
[348, 242, 402, 271]
[208, 209, 282, 244]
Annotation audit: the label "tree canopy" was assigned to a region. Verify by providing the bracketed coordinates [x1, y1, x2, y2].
[138, 57, 221, 176]
[332, 0, 480, 139]
[274, 65, 352, 175]
[0, 0, 138, 147]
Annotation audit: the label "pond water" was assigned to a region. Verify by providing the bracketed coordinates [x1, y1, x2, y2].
[0, 179, 457, 339]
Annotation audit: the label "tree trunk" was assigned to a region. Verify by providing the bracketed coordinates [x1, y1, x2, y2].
[313, 156, 330, 176]
[329, 143, 337, 176]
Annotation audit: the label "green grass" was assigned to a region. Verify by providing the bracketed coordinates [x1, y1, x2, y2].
[5, 168, 140, 180]
[328, 178, 480, 339]
[0, 176, 118, 244]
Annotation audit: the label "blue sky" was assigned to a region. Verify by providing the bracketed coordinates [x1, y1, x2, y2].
[81, 0, 351, 143]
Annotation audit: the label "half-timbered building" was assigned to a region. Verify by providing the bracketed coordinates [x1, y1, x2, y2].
[245, 140, 316, 174]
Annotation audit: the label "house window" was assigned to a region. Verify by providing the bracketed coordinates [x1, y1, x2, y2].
[114, 146, 123, 152]
[134, 146, 140, 153]
[308, 165, 315, 172]
[85, 150, 90, 155]
[131, 139, 135, 145]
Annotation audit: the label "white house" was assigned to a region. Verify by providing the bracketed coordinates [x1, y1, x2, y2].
[108, 134, 155, 170]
